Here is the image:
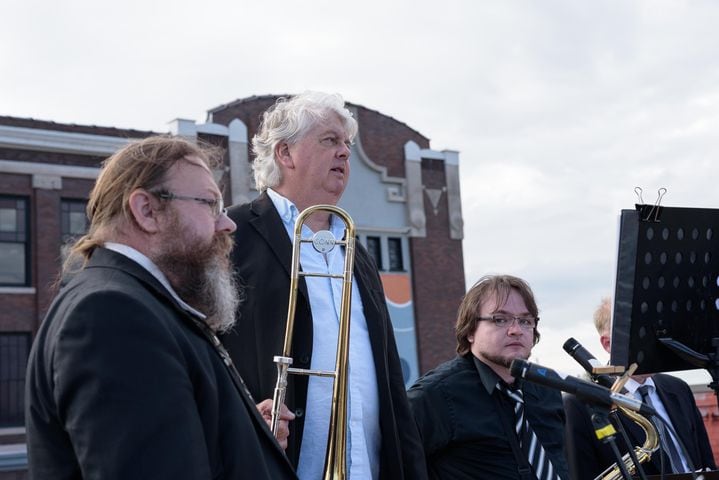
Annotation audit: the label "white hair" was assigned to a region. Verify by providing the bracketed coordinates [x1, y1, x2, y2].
[251, 91, 358, 191]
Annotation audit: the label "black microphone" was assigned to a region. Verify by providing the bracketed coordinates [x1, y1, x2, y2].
[562, 337, 617, 389]
[510, 359, 656, 416]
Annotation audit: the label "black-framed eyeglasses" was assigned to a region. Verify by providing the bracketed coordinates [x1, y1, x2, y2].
[477, 314, 538, 330]
[152, 191, 226, 219]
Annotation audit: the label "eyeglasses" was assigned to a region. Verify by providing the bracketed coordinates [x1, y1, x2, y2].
[152, 191, 226, 219]
[477, 314, 538, 330]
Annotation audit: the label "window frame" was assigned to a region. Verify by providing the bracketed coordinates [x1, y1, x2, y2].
[0, 332, 31, 427]
[0, 195, 30, 287]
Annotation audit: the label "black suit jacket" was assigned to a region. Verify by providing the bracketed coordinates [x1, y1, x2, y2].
[220, 191, 427, 479]
[564, 373, 715, 479]
[25, 248, 296, 480]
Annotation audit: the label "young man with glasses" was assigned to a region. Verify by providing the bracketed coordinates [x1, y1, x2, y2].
[407, 274, 569, 480]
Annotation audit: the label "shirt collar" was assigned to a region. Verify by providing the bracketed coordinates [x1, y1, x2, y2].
[624, 375, 656, 396]
[266, 187, 343, 237]
[470, 354, 518, 395]
[103, 242, 206, 320]
[266, 188, 299, 227]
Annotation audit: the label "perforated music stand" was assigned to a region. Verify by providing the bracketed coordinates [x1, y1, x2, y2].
[611, 205, 719, 403]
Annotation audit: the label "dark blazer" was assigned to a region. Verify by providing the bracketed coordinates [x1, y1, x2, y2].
[25, 247, 296, 480]
[564, 373, 716, 479]
[220, 191, 427, 479]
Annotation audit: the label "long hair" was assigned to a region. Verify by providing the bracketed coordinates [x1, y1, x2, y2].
[64, 135, 222, 273]
[251, 91, 358, 191]
[455, 274, 541, 355]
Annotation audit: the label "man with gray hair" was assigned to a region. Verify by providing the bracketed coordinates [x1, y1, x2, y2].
[221, 92, 427, 479]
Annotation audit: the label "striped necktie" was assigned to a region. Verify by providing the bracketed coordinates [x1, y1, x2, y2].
[498, 383, 561, 480]
[637, 385, 685, 473]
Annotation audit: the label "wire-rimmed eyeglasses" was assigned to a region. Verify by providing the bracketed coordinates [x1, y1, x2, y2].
[477, 314, 538, 330]
[152, 191, 226, 219]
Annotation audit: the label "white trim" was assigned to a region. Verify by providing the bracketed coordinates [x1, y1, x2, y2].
[0, 160, 100, 179]
[0, 287, 36, 294]
[442, 149, 460, 166]
[347, 107, 406, 202]
[356, 226, 411, 235]
[0, 124, 135, 155]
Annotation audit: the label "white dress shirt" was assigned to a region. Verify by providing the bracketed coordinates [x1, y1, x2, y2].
[625, 376, 690, 472]
[267, 189, 381, 480]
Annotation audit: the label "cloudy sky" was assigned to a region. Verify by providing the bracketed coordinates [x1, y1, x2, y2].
[3, 0, 718, 384]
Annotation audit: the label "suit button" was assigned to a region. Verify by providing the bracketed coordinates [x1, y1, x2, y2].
[295, 408, 304, 418]
[299, 354, 310, 365]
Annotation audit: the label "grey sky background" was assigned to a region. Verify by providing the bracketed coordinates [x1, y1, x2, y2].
[3, 0, 718, 384]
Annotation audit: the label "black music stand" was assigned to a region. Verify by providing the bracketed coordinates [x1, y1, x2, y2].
[611, 205, 719, 405]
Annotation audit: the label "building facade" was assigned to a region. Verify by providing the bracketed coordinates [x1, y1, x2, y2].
[0, 96, 467, 475]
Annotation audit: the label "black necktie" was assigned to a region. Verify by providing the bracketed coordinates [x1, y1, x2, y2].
[498, 383, 561, 480]
[637, 385, 685, 473]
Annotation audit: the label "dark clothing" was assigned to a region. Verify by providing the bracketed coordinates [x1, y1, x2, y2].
[220, 192, 427, 480]
[25, 248, 296, 480]
[407, 354, 569, 480]
[564, 373, 716, 479]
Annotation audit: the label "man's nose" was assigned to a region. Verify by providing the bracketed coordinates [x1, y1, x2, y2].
[216, 211, 237, 234]
[338, 142, 351, 158]
[507, 320, 523, 335]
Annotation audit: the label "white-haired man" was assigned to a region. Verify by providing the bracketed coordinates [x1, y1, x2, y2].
[221, 92, 427, 479]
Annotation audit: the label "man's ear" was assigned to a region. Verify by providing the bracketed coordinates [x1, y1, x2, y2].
[275, 141, 294, 169]
[600, 334, 611, 354]
[128, 189, 162, 233]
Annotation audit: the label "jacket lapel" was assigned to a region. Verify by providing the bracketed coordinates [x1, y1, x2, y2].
[249, 191, 309, 301]
[654, 376, 694, 461]
[89, 248, 292, 465]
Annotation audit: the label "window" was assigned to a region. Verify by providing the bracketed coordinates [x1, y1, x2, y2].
[0, 196, 29, 286]
[388, 237, 404, 271]
[61, 200, 89, 261]
[0, 333, 31, 427]
[366, 236, 382, 270]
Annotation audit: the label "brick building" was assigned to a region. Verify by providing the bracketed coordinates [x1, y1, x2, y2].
[693, 386, 719, 466]
[0, 95, 467, 476]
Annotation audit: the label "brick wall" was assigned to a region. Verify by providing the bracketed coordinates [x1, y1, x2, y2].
[694, 389, 719, 466]
[411, 159, 466, 372]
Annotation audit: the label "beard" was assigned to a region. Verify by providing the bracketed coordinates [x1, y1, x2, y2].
[153, 215, 242, 333]
[479, 350, 530, 370]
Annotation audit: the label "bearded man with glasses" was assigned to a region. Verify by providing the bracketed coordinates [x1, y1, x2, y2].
[25, 136, 296, 480]
[407, 274, 569, 480]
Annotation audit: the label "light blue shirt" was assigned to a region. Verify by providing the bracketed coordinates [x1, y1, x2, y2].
[625, 376, 690, 472]
[267, 189, 380, 480]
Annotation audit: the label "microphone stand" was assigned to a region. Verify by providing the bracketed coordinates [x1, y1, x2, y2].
[607, 409, 649, 480]
[590, 366, 649, 480]
[658, 336, 719, 411]
[588, 404, 634, 480]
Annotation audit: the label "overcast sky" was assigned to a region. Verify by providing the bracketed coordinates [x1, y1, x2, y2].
[3, 0, 718, 384]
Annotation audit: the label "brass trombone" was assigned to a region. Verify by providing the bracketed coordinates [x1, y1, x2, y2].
[270, 204, 356, 480]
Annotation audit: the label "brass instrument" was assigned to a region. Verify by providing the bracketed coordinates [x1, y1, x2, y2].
[270, 204, 356, 480]
[596, 406, 659, 480]
[595, 365, 659, 480]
